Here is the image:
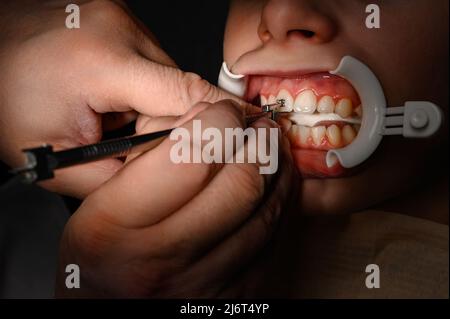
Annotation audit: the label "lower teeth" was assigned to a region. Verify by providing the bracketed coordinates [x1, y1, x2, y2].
[286, 123, 359, 147]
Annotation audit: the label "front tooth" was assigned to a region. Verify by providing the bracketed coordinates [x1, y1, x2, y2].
[276, 89, 293, 112]
[311, 126, 326, 146]
[294, 90, 317, 114]
[268, 95, 277, 105]
[299, 125, 311, 145]
[326, 124, 341, 147]
[317, 96, 335, 113]
[342, 125, 356, 145]
[335, 98, 353, 118]
[260, 95, 268, 106]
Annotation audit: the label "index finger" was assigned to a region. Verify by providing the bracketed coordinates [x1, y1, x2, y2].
[110, 56, 255, 117]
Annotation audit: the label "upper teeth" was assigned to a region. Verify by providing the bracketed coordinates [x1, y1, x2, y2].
[317, 96, 335, 113]
[261, 90, 359, 119]
[294, 90, 317, 114]
[276, 89, 293, 112]
[335, 98, 353, 118]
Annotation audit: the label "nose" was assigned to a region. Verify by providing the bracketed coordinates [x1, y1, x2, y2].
[258, 0, 337, 45]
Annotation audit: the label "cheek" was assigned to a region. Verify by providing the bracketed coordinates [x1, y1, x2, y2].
[223, 3, 264, 65]
[347, 6, 448, 106]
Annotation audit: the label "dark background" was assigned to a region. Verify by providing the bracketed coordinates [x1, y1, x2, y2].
[127, 0, 229, 83]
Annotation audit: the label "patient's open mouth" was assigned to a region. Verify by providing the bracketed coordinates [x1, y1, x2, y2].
[246, 72, 362, 178]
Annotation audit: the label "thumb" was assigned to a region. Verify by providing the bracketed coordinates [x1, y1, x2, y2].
[97, 54, 254, 118]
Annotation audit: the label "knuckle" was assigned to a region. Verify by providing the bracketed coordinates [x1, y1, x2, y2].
[182, 72, 220, 105]
[83, 0, 129, 24]
[191, 101, 213, 114]
[81, 0, 138, 45]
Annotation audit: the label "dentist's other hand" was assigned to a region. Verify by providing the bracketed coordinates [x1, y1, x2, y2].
[0, 0, 246, 198]
[56, 100, 298, 298]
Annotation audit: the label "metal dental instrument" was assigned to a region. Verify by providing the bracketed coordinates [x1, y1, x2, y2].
[11, 128, 174, 184]
[11, 101, 286, 184]
[246, 99, 287, 123]
[245, 99, 286, 123]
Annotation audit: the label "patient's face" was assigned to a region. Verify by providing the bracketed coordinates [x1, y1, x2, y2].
[223, 0, 448, 214]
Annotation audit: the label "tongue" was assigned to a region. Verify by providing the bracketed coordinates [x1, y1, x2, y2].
[290, 148, 345, 178]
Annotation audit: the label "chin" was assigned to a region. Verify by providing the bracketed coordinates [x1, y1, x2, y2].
[297, 177, 364, 215]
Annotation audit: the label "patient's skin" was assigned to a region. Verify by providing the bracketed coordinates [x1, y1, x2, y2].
[223, 0, 449, 223]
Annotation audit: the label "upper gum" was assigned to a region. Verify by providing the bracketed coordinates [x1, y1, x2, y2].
[263, 90, 352, 104]
[250, 73, 361, 106]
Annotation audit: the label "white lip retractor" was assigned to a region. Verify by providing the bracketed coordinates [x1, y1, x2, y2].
[218, 56, 443, 169]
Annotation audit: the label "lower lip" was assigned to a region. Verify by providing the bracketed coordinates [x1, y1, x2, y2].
[290, 148, 349, 178]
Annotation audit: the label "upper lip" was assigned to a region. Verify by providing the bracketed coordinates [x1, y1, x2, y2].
[230, 47, 340, 77]
[230, 48, 344, 103]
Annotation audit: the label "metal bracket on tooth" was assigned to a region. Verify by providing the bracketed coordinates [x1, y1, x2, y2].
[261, 99, 287, 120]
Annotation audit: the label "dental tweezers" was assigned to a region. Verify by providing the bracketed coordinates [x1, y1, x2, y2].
[11, 101, 286, 184]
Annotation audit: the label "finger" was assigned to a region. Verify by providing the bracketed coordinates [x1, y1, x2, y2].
[126, 103, 215, 163]
[89, 101, 247, 228]
[158, 117, 282, 254]
[40, 159, 123, 199]
[99, 54, 254, 118]
[135, 115, 177, 135]
[133, 97, 213, 135]
[124, 114, 180, 163]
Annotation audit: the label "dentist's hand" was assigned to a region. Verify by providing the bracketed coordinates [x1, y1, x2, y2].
[0, 0, 246, 198]
[56, 100, 298, 298]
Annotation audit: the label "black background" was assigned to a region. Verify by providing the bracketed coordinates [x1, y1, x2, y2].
[127, 0, 229, 83]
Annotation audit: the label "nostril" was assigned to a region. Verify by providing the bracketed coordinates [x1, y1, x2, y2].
[300, 30, 315, 38]
[288, 29, 315, 39]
